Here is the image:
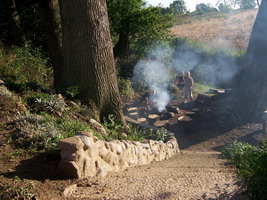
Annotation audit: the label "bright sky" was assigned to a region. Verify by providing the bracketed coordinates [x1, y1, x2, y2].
[146, 0, 220, 11]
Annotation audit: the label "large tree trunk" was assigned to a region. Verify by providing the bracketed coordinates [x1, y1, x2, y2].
[234, 0, 267, 122]
[59, 0, 125, 123]
[38, 0, 64, 90]
[3, 0, 24, 45]
[113, 33, 130, 58]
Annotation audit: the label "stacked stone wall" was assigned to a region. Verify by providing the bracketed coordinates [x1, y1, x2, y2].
[58, 131, 179, 179]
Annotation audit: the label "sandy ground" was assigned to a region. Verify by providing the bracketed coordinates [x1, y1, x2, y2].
[63, 151, 248, 200]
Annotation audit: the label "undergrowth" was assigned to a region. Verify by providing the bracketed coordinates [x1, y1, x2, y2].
[0, 43, 52, 93]
[0, 176, 36, 200]
[222, 141, 267, 199]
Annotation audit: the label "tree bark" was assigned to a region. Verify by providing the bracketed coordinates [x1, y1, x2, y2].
[113, 33, 130, 58]
[234, 0, 267, 122]
[59, 0, 125, 123]
[3, 0, 24, 45]
[38, 0, 64, 90]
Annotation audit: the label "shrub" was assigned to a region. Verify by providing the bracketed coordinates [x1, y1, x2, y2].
[0, 43, 52, 92]
[118, 78, 134, 100]
[64, 86, 79, 99]
[56, 118, 96, 138]
[24, 93, 68, 114]
[10, 112, 102, 151]
[132, 80, 148, 93]
[142, 127, 168, 141]
[103, 115, 126, 136]
[10, 114, 60, 149]
[222, 141, 267, 199]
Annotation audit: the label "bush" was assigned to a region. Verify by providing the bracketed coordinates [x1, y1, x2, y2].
[132, 80, 148, 93]
[24, 93, 68, 114]
[103, 115, 126, 137]
[142, 127, 168, 141]
[0, 43, 52, 92]
[64, 86, 79, 99]
[222, 141, 267, 199]
[118, 78, 134, 99]
[10, 112, 102, 151]
[10, 114, 60, 149]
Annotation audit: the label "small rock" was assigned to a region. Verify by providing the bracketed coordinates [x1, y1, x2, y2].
[89, 119, 107, 136]
[63, 184, 77, 197]
[76, 131, 94, 137]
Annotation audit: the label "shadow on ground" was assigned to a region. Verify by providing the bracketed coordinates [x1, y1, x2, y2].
[2, 153, 64, 181]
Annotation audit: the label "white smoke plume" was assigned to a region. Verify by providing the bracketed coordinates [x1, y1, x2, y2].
[132, 45, 173, 112]
[132, 41, 240, 111]
[172, 44, 240, 87]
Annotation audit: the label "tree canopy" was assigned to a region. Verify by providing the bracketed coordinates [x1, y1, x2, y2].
[216, 0, 258, 10]
[195, 3, 218, 14]
[107, 0, 173, 57]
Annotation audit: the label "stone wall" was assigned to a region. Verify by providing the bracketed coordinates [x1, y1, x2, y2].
[58, 131, 179, 179]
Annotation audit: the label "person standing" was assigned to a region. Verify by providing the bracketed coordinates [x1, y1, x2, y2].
[184, 71, 194, 103]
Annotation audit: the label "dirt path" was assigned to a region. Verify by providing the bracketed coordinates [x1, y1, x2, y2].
[64, 151, 248, 200]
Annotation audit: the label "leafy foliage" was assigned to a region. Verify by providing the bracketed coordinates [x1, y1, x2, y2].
[0, 43, 52, 93]
[10, 114, 60, 149]
[163, 0, 188, 15]
[65, 86, 79, 99]
[142, 127, 168, 141]
[107, 0, 173, 55]
[195, 3, 218, 14]
[132, 80, 148, 93]
[216, 0, 257, 10]
[104, 115, 126, 136]
[118, 78, 134, 99]
[24, 93, 68, 114]
[218, 3, 232, 13]
[222, 141, 267, 199]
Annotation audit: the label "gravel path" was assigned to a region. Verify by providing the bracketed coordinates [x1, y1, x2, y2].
[64, 151, 249, 200]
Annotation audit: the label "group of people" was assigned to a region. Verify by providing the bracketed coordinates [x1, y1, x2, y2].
[142, 71, 194, 110]
[175, 71, 194, 103]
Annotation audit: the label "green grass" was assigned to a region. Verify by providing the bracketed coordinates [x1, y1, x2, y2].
[193, 82, 218, 96]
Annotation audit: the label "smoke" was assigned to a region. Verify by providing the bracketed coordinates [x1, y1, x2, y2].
[132, 41, 240, 111]
[132, 45, 173, 112]
[172, 49, 201, 72]
[172, 44, 240, 87]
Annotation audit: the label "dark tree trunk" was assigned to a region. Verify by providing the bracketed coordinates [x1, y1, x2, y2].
[113, 33, 130, 59]
[38, 0, 64, 90]
[3, 0, 24, 45]
[234, 0, 267, 122]
[59, 0, 125, 123]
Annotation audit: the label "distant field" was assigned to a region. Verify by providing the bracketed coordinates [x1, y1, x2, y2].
[171, 9, 258, 51]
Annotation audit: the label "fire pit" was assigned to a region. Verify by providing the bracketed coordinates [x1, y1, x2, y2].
[125, 101, 185, 128]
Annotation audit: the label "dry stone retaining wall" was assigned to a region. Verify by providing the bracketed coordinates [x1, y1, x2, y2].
[58, 131, 179, 179]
